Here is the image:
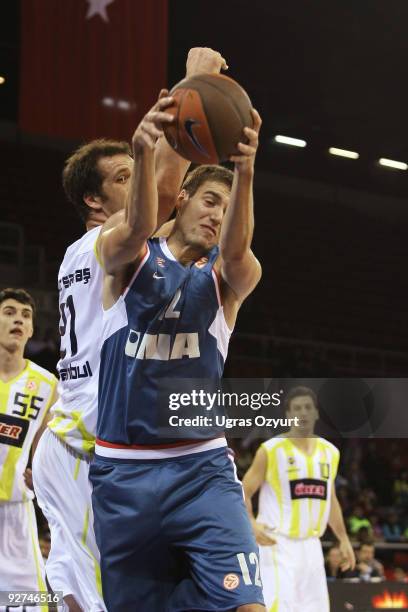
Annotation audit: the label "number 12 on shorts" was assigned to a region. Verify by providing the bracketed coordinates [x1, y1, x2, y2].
[236, 552, 262, 586]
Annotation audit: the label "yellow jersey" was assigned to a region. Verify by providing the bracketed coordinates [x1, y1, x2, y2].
[258, 436, 340, 539]
[0, 360, 57, 502]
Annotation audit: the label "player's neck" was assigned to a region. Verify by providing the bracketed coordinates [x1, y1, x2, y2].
[86, 209, 108, 231]
[0, 344, 26, 382]
[287, 434, 316, 454]
[166, 232, 207, 266]
[85, 218, 103, 231]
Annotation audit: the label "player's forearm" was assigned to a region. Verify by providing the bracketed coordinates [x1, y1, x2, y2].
[242, 474, 259, 522]
[125, 147, 158, 239]
[155, 137, 190, 228]
[329, 494, 349, 541]
[243, 489, 256, 522]
[219, 169, 255, 261]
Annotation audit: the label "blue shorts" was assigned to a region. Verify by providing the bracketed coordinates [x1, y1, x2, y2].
[90, 447, 264, 611]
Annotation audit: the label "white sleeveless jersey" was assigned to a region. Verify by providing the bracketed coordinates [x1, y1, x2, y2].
[0, 360, 57, 502]
[48, 226, 103, 455]
[258, 436, 340, 539]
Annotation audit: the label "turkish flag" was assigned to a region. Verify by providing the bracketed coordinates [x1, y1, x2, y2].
[19, 0, 168, 141]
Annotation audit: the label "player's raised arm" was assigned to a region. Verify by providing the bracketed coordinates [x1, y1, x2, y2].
[98, 93, 174, 274]
[217, 109, 262, 302]
[155, 47, 229, 228]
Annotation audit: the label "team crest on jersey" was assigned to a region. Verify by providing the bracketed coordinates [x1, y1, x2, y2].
[287, 456, 298, 472]
[319, 462, 330, 479]
[0, 414, 29, 448]
[223, 573, 240, 590]
[26, 379, 37, 391]
[195, 257, 208, 268]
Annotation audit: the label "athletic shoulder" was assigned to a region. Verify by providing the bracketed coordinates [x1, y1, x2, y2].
[60, 227, 102, 272]
[26, 360, 58, 387]
[318, 437, 340, 457]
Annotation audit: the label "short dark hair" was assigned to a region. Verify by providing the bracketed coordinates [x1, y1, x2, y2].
[284, 386, 317, 411]
[62, 139, 131, 222]
[359, 542, 375, 550]
[182, 164, 233, 198]
[0, 288, 36, 320]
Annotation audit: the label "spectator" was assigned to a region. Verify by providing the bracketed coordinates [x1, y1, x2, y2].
[325, 546, 354, 580]
[356, 526, 374, 545]
[349, 543, 385, 582]
[369, 514, 384, 541]
[348, 505, 372, 537]
[394, 471, 408, 507]
[382, 511, 404, 543]
[394, 568, 408, 583]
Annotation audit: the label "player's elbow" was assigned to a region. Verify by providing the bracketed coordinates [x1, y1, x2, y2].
[242, 475, 258, 499]
[219, 246, 252, 265]
[124, 218, 156, 243]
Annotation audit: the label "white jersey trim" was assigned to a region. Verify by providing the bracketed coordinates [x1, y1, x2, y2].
[208, 308, 232, 363]
[95, 437, 227, 460]
[123, 243, 151, 298]
[159, 237, 177, 261]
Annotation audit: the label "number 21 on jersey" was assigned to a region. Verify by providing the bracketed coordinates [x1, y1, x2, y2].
[59, 294, 77, 358]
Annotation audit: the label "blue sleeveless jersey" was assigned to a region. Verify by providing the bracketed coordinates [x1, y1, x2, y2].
[97, 238, 231, 446]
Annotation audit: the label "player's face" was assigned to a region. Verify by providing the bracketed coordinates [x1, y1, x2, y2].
[359, 545, 374, 562]
[286, 395, 319, 432]
[97, 154, 133, 216]
[0, 299, 33, 351]
[177, 180, 230, 251]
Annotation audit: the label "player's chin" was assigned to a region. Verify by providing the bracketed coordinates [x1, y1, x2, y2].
[189, 235, 214, 252]
[6, 337, 23, 350]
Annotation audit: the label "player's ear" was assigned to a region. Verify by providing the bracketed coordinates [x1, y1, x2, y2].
[176, 189, 188, 212]
[84, 192, 103, 212]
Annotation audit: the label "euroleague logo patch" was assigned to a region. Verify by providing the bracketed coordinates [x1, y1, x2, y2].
[26, 379, 37, 391]
[223, 573, 240, 590]
[195, 256, 209, 269]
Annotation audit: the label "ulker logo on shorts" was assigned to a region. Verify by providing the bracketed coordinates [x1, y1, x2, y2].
[290, 478, 328, 500]
[223, 573, 240, 590]
[0, 413, 29, 447]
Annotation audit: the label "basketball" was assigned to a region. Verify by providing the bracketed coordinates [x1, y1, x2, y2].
[164, 73, 253, 164]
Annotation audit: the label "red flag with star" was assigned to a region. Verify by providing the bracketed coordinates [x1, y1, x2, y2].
[19, 0, 168, 141]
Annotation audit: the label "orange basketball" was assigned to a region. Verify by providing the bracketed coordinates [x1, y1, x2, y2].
[164, 73, 253, 164]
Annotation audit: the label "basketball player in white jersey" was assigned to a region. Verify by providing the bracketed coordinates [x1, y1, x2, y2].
[242, 386, 355, 612]
[32, 48, 228, 612]
[0, 288, 58, 612]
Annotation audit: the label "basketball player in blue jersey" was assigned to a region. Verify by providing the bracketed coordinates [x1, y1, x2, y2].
[32, 47, 229, 612]
[90, 92, 265, 610]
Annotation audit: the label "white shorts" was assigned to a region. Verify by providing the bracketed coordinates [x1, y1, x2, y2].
[0, 500, 47, 612]
[33, 428, 106, 612]
[259, 534, 329, 612]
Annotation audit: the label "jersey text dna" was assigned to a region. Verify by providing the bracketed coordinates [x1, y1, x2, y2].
[125, 330, 200, 360]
